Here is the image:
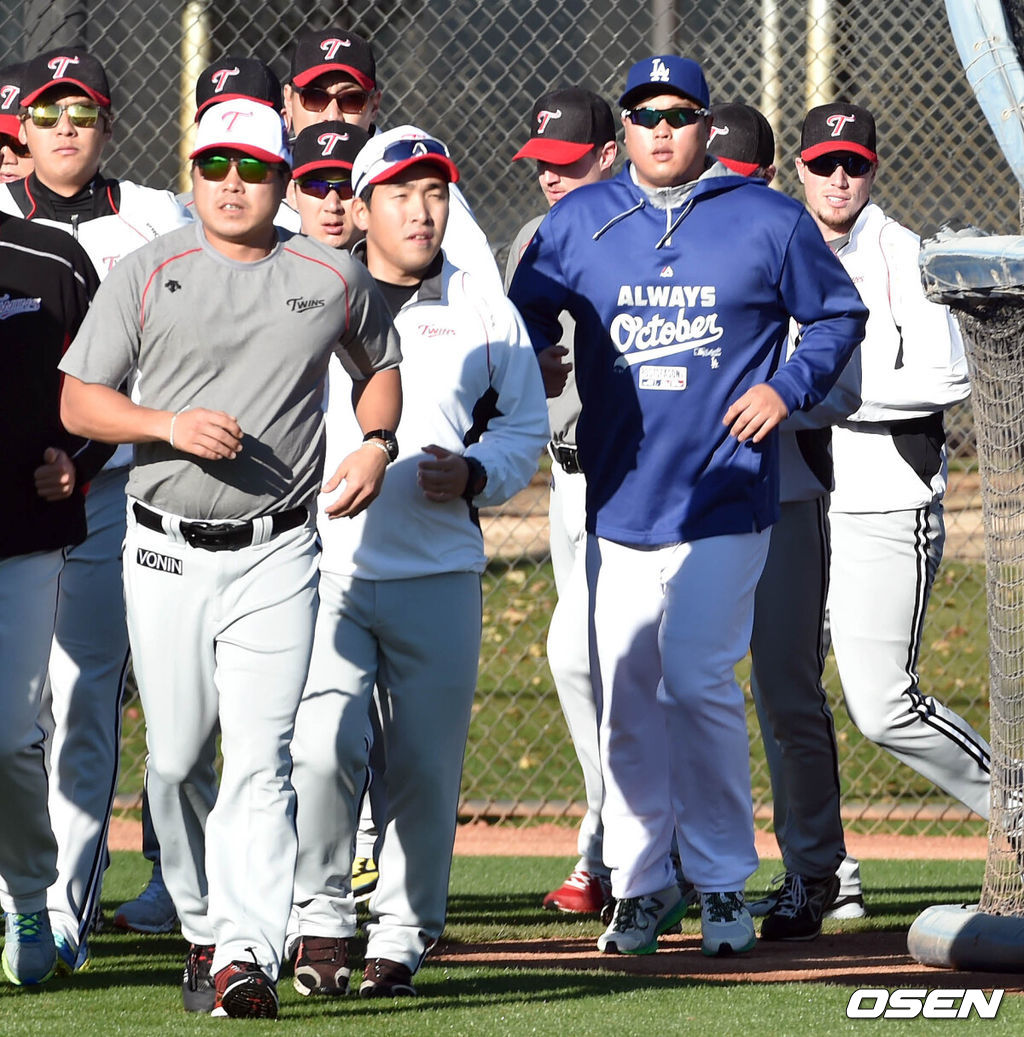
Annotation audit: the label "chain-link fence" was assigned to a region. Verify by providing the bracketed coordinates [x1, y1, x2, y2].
[4, 1, 1013, 836]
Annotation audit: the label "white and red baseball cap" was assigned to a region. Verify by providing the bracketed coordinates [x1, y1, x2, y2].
[190, 98, 292, 165]
[351, 125, 459, 198]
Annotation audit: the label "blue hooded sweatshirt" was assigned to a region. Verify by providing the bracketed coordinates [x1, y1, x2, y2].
[509, 163, 867, 546]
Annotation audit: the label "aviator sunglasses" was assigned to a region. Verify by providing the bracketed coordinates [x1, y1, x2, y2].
[27, 101, 104, 128]
[297, 175, 354, 200]
[625, 106, 710, 129]
[803, 153, 874, 178]
[195, 154, 277, 184]
[1, 135, 31, 157]
[296, 86, 370, 115]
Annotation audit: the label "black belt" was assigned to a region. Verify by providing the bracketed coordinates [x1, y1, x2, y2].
[548, 442, 582, 475]
[132, 502, 307, 552]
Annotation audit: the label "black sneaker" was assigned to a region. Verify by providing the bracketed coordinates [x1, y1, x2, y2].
[293, 935, 350, 997]
[359, 957, 417, 997]
[211, 959, 279, 1018]
[181, 942, 215, 1013]
[760, 872, 840, 941]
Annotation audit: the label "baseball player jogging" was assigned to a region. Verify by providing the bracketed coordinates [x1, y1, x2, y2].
[58, 99, 401, 1019]
[282, 23, 506, 897]
[1, 213, 103, 988]
[794, 105, 988, 857]
[510, 55, 867, 959]
[288, 126, 547, 999]
[0, 46, 191, 969]
[707, 103, 850, 941]
[504, 86, 618, 915]
[117, 54, 292, 937]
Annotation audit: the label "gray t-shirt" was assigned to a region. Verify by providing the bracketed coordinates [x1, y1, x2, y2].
[505, 213, 581, 448]
[60, 221, 401, 520]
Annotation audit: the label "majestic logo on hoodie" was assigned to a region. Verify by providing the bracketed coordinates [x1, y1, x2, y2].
[610, 283, 723, 373]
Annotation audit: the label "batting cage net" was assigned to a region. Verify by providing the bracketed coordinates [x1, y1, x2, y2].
[1, 0, 1017, 837]
[954, 303, 1024, 918]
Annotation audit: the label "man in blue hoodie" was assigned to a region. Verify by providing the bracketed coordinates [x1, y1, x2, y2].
[509, 55, 867, 959]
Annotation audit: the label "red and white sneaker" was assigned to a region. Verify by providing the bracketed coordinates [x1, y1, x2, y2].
[542, 867, 612, 914]
[211, 958, 279, 1019]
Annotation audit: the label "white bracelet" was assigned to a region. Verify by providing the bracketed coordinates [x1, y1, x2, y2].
[364, 438, 392, 462]
[168, 407, 189, 449]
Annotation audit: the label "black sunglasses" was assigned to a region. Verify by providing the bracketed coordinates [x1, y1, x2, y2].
[195, 154, 277, 184]
[1, 135, 30, 157]
[297, 175, 353, 200]
[297, 86, 370, 115]
[803, 153, 874, 178]
[626, 106, 709, 129]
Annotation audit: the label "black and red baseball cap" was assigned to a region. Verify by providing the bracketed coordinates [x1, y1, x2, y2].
[290, 27, 376, 91]
[195, 56, 282, 121]
[21, 47, 111, 108]
[513, 87, 616, 164]
[291, 120, 369, 178]
[707, 102, 775, 176]
[0, 62, 25, 138]
[800, 102, 877, 163]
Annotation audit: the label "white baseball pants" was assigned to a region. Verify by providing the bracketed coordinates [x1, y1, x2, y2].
[828, 503, 991, 816]
[123, 501, 319, 980]
[0, 550, 61, 913]
[291, 570, 480, 973]
[43, 466, 131, 957]
[588, 531, 767, 898]
[546, 465, 606, 875]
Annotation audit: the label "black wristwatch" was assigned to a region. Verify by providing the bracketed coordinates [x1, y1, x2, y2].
[362, 429, 399, 463]
[462, 455, 488, 502]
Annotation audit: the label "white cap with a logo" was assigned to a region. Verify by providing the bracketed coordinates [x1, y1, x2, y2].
[190, 98, 292, 165]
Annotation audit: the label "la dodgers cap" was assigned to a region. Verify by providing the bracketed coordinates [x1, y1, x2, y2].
[707, 102, 775, 175]
[800, 102, 877, 163]
[195, 56, 282, 121]
[21, 47, 111, 107]
[290, 27, 376, 91]
[619, 55, 709, 110]
[0, 62, 25, 138]
[291, 120, 370, 178]
[351, 124, 459, 198]
[512, 87, 616, 164]
[190, 98, 292, 165]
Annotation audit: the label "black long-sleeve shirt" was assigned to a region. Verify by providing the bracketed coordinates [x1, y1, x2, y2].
[1, 212, 108, 557]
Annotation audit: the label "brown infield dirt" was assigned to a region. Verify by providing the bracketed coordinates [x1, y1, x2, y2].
[107, 818, 1019, 989]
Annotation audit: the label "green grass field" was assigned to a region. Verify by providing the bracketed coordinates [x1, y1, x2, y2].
[2, 851, 1019, 1035]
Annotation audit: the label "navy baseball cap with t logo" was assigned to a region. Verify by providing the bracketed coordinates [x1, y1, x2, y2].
[291, 120, 369, 178]
[619, 55, 709, 110]
[290, 27, 376, 91]
[21, 47, 110, 107]
[707, 102, 775, 175]
[512, 87, 616, 164]
[195, 56, 282, 121]
[800, 103, 877, 162]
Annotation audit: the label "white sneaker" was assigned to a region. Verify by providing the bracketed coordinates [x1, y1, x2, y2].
[597, 883, 685, 955]
[825, 893, 866, 919]
[700, 891, 756, 956]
